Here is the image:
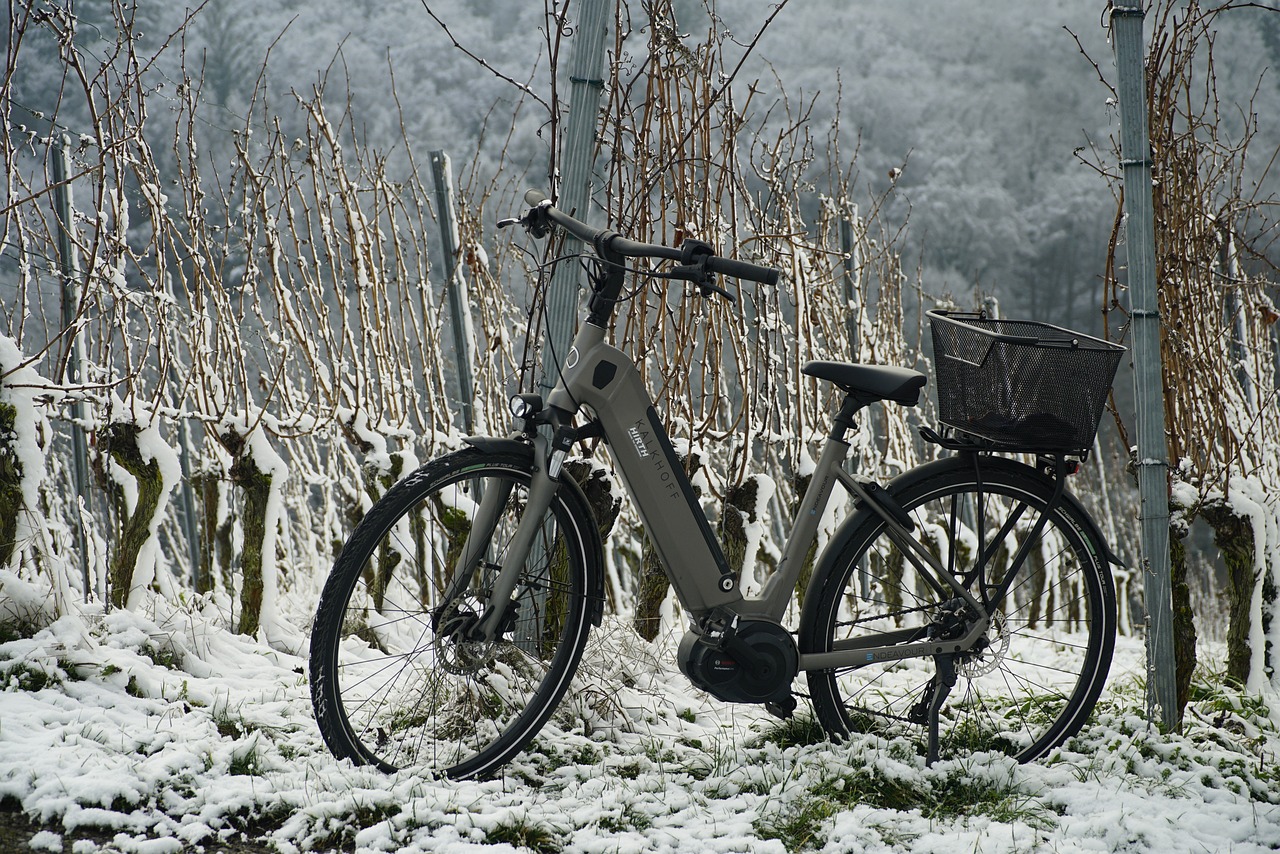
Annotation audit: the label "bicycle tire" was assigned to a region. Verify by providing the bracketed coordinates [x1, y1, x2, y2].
[309, 446, 600, 779]
[800, 455, 1116, 763]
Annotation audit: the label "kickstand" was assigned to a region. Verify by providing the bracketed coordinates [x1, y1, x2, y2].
[925, 653, 957, 767]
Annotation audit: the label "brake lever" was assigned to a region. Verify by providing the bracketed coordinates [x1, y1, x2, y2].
[498, 208, 550, 239]
[699, 277, 738, 304]
[669, 263, 738, 304]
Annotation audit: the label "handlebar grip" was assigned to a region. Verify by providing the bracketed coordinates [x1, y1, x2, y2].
[522, 188, 600, 244]
[705, 254, 781, 286]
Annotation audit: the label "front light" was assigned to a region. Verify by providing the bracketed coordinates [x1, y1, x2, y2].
[509, 395, 532, 418]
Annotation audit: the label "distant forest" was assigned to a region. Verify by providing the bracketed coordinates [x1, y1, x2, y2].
[11, 0, 1278, 331]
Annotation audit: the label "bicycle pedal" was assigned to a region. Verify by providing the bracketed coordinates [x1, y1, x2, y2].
[764, 694, 797, 720]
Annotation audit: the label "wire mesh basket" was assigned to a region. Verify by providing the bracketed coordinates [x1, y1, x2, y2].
[928, 310, 1126, 452]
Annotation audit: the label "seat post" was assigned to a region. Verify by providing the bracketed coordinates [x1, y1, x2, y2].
[829, 392, 875, 442]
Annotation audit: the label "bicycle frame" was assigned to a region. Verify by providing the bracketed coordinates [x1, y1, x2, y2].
[506, 318, 997, 671]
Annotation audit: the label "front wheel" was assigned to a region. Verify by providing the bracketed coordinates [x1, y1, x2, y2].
[800, 455, 1116, 763]
[309, 446, 600, 779]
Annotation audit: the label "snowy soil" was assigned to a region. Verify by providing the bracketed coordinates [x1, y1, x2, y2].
[1, 570, 1278, 854]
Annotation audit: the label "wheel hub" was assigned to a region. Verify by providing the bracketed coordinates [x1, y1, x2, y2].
[433, 605, 496, 675]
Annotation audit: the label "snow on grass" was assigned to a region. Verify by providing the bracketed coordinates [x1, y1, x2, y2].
[1, 577, 1278, 853]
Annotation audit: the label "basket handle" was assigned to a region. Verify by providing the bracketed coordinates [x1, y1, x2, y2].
[927, 309, 1126, 352]
[926, 309, 1039, 346]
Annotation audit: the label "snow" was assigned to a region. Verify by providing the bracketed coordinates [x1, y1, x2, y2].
[1, 581, 1277, 854]
[1211, 474, 1280, 696]
[0, 334, 54, 571]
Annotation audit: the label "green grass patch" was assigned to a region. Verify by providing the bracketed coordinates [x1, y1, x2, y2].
[486, 817, 562, 854]
[229, 746, 263, 777]
[222, 802, 294, 840]
[0, 610, 47, 644]
[748, 714, 827, 750]
[756, 797, 837, 851]
[1059, 668, 1280, 806]
[755, 757, 1051, 852]
[212, 705, 258, 740]
[2, 660, 60, 691]
[305, 801, 402, 850]
[594, 804, 653, 834]
[1187, 664, 1274, 725]
[141, 641, 184, 670]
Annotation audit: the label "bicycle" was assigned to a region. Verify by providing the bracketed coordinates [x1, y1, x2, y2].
[309, 190, 1124, 780]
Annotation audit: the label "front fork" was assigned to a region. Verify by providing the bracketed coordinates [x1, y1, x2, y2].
[440, 432, 564, 642]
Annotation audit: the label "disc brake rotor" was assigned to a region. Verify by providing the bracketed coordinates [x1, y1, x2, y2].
[956, 611, 1010, 678]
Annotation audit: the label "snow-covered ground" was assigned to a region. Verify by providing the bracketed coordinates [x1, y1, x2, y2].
[1, 569, 1277, 854]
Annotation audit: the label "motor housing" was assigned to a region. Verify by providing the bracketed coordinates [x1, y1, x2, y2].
[678, 618, 798, 704]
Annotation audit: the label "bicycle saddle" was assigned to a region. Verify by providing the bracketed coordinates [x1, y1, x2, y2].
[801, 361, 927, 406]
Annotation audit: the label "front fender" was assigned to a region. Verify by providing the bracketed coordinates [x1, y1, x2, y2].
[462, 435, 536, 458]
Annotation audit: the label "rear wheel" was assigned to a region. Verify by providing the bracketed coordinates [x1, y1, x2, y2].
[309, 447, 598, 779]
[801, 456, 1116, 762]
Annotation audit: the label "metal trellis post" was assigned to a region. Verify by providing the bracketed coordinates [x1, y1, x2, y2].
[1220, 222, 1255, 411]
[540, 0, 610, 396]
[430, 150, 477, 434]
[1111, 1, 1180, 732]
[51, 134, 94, 601]
[839, 213, 860, 358]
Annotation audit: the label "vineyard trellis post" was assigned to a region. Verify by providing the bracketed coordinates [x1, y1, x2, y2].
[839, 213, 860, 356]
[430, 149, 476, 433]
[541, 0, 610, 395]
[1110, 0, 1179, 732]
[51, 134, 93, 600]
[177, 421, 203, 590]
[1219, 222, 1254, 411]
[1274, 322, 1280, 393]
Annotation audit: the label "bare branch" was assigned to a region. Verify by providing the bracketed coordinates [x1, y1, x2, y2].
[419, 1, 552, 113]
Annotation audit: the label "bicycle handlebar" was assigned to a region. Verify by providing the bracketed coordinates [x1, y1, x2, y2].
[520, 188, 781, 287]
